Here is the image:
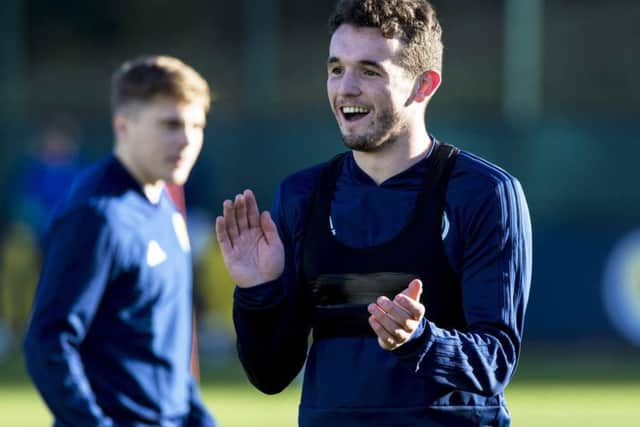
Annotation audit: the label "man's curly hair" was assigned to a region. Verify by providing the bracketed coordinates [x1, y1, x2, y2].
[329, 0, 443, 76]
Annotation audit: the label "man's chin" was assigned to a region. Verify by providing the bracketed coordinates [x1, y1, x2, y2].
[341, 133, 366, 149]
[168, 171, 190, 186]
[342, 135, 384, 153]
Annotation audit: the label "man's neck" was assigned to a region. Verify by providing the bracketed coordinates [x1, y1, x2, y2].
[352, 126, 432, 185]
[114, 146, 165, 204]
[143, 182, 165, 204]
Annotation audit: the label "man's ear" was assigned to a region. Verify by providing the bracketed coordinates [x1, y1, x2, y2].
[413, 70, 441, 103]
[113, 112, 128, 142]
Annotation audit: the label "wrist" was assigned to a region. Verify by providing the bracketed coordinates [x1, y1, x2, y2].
[234, 279, 284, 310]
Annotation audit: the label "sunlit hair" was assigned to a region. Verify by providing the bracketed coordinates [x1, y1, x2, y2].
[111, 55, 212, 113]
[328, 0, 443, 76]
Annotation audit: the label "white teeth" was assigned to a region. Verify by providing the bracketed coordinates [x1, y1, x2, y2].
[341, 106, 370, 114]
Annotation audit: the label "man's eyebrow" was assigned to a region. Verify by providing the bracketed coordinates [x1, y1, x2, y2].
[327, 57, 383, 69]
[158, 116, 184, 125]
[359, 60, 383, 69]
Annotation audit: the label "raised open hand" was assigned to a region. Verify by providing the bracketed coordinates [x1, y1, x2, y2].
[367, 279, 425, 351]
[215, 189, 285, 288]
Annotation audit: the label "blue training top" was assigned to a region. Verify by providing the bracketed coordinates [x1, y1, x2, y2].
[233, 140, 532, 427]
[24, 155, 215, 427]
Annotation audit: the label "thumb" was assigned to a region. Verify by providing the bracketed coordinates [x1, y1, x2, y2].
[406, 279, 423, 302]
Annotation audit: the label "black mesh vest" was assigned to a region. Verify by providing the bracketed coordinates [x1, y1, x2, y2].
[302, 142, 466, 340]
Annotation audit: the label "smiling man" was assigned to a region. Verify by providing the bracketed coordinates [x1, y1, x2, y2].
[217, 1, 532, 426]
[24, 55, 216, 427]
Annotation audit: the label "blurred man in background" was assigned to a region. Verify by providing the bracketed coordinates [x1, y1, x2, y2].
[14, 116, 86, 246]
[217, 0, 531, 426]
[24, 55, 216, 427]
[0, 117, 85, 346]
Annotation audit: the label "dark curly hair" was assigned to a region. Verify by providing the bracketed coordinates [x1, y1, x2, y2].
[329, 0, 443, 76]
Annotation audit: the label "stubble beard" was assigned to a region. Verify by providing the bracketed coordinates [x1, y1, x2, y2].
[340, 109, 403, 153]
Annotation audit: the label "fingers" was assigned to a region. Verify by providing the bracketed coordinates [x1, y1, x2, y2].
[403, 279, 423, 301]
[215, 215, 233, 252]
[219, 190, 255, 248]
[222, 199, 239, 242]
[234, 193, 249, 231]
[244, 189, 260, 228]
[368, 297, 417, 336]
[396, 279, 425, 319]
[393, 293, 425, 320]
[368, 301, 413, 337]
[260, 211, 279, 245]
[221, 190, 259, 240]
[368, 317, 403, 350]
[368, 279, 426, 351]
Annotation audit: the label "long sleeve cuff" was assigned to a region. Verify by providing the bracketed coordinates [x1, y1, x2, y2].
[392, 317, 435, 365]
[233, 279, 284, 310]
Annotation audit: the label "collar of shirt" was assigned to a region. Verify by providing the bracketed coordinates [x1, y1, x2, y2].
[341, 140, 435, 190]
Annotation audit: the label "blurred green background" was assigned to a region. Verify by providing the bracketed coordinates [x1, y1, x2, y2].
[1, 0, 639, 426]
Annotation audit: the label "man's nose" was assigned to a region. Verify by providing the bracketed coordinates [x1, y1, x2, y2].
[338, 70, 361, 96]
[175, 128, 190, 148]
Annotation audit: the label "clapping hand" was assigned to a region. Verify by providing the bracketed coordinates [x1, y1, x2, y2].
[215, 189, 285, 288]
[367, 279, 425, 351]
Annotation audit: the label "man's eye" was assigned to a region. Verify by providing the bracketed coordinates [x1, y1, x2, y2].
[164, 121, 183, 130]
[363, 69, 379, 77]
[329, 67, 343, 76]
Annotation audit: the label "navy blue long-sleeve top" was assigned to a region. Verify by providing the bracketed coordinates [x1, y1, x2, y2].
[24, 155, 214, 427]
[234, 143, 532, 426]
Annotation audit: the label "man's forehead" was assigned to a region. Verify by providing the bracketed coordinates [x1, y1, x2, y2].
[130, 98, 205, 123]
[329, 24, 403, 63]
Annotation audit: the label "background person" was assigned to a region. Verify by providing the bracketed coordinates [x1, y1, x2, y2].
[23, 55, 216, 427]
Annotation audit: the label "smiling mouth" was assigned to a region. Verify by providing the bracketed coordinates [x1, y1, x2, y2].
[340, 106, 371, 122]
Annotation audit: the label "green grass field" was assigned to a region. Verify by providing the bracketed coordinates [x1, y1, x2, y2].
[2, 345, 639, 426]
[2, 381, 640, 427]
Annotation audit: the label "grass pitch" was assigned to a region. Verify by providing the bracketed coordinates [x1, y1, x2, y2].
[2, 381, 639, 427]
[3, 346, 639, 426]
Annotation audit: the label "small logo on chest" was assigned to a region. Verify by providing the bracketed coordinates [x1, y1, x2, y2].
[146, 240, 167, 267]
[441, 211, 450, 240]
